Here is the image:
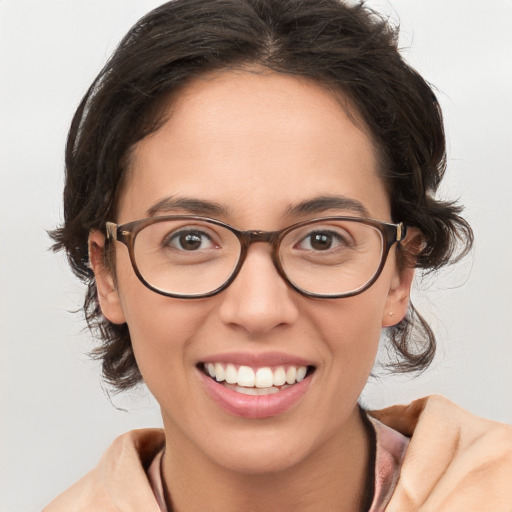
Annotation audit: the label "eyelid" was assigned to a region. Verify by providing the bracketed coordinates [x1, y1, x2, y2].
[292, 222, 351, 237]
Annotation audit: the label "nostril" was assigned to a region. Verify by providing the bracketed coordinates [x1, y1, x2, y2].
[217, 257, 300, 334]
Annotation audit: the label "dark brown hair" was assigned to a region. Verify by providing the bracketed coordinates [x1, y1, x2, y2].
[51, 0, 473, 391]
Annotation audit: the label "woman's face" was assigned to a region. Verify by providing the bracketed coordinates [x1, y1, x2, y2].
[91, 70, 413, 475]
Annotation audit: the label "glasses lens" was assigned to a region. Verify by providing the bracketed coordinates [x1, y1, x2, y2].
[133, 219, 241, 296]
[279, 219, 384, 296]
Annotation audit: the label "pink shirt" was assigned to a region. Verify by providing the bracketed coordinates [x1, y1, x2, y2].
[147, 416, 409, 511]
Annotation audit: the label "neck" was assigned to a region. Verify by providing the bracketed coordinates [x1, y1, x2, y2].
[161, 406, 374, 512]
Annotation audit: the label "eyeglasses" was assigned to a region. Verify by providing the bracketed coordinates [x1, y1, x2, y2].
[106, 215, 406, 299]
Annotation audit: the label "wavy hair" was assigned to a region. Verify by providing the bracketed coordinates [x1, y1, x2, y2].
[51, 0, 473, 390]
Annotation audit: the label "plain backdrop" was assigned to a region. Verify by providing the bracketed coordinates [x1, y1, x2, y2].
[1, 1, 511, 510]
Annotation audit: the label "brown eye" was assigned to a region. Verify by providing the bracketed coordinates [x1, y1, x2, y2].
[309, 232, 333, 250]
[165, 230, 214, 251]
[298, 230, 347, 251]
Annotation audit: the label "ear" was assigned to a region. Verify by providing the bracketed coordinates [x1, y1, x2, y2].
[381, 265, 414, 327]
[88, 230, 126, 325]
[381, 228, 421, 327]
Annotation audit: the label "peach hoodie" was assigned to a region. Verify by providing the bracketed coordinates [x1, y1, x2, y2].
[44, 417, 408, 512]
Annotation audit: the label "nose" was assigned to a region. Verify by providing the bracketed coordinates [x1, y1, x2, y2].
[217, 244, 300, 336]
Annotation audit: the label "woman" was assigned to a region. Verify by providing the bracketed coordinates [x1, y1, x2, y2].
[44, 0, 511, 510]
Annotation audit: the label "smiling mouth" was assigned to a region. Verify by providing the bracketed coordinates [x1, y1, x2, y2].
[200, 362, 315, 396]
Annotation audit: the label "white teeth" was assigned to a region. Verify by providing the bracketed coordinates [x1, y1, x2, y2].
[237, 366, 255, 387]
[225, 364, 238, 384]
[236, 385, 259, 395]
[214, 362, 225, 382]
[233, 385, 282, 395]
[285, 366, 297, 385]
[255, 367, 273, 388]
[272, 366, 286, 386]
[296, 366, 307, 382]
[204, 362, 309, 389]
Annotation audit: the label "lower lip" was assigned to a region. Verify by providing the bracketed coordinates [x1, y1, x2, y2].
[198, 369, 312, 419]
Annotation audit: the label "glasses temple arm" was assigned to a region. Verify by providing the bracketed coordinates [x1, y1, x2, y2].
[106, 222, 118, 241]
[396, 222, 407, 242]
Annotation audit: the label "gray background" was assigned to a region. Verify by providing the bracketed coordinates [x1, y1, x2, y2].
[1, 1, 511, 510]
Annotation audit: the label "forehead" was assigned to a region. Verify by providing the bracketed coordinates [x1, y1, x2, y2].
[119, 70, 390, 225]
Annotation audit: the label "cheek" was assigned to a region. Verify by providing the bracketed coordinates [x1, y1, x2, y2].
[317, 291, 386, 347]
[114, 260, 210, 389]
[123, 297, 217, 415]
[311, 287, 388, 378]
[300, 291, 387, 440]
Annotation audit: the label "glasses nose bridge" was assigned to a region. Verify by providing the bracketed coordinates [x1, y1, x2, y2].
[239, 229, 281, 251]
[233, 228, 289, 288]
[237, 228, 283, 268]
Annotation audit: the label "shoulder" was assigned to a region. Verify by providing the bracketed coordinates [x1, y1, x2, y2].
[43, 429, 165, 512]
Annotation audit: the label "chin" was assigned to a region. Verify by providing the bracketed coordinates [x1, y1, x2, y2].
[213, 441, 310, 476]
[198, 420, 328, 476]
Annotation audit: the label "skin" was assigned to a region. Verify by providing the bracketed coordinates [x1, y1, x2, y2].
[89, 70, 415, 512]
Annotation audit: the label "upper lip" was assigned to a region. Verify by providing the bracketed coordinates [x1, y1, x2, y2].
[199, 351, 314, 368]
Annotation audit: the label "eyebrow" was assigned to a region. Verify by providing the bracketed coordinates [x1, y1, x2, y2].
[146, 194, 370, 219]
[286, 195, 370, 217]
[146, 196, 227, 217]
